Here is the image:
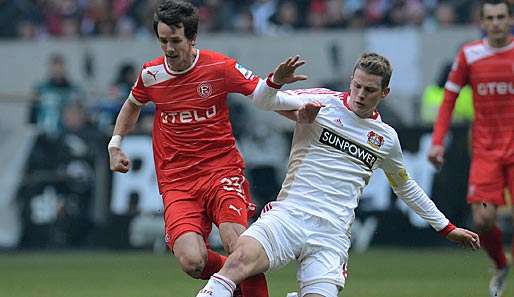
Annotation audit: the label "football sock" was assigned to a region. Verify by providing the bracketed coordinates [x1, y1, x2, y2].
[196, 273, 236, 297]
[480, 225, 507, 269]
[240, 273, 269, 297]
[200, 250, 227, 280]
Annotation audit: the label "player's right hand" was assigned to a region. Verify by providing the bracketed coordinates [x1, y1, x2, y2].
[109, 148, 130, 173]
[271, 55, 308, 85]
[427, 144, 445, 168]
[298, 101, 324, 123]
[446, 228, 480, 250]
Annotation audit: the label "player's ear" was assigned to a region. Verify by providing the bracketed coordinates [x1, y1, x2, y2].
[191, 34, 198, 46]
[382, 87, 390, 98]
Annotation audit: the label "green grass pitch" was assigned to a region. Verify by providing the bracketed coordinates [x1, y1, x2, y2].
[0, 248, 504, 297]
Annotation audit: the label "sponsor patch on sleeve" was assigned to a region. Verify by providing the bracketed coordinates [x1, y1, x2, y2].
[235, 63, 255, 80]
[398, 168, 410, 182]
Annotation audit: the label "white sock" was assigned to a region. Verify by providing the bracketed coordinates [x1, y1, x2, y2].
[196, 273, 236, 297]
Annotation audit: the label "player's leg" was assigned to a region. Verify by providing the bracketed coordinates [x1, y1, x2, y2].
[467, 158, 509, 297]
[195, 230, 271, 297]
[197, 201, 301, 297]
[207, 169, 269, 297]
[163, 190, 226, 280]
[507, 163, 514, 262]
[298, 254, 346, 297]
[297, 218, 350, 297]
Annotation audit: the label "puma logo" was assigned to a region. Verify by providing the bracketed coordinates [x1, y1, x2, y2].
[229, 204, 243, 216]
[146, 69, 159, 80]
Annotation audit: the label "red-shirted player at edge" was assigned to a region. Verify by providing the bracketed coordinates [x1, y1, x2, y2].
[428, 1, 514, 296]
[106, 1, 311, 296]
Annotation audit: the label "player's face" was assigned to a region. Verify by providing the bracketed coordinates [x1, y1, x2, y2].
[349, 68, 389, 118]
[157, 22, 197, 72]
[481, 3, 513, 47]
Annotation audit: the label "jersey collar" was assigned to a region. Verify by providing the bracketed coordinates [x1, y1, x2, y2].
[341, 92, 380, 120]
[164, 48, 200, 75]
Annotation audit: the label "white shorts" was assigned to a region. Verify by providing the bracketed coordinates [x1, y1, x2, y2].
[241, 201, 351, 290]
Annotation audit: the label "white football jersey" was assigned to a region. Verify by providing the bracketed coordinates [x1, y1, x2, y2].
[271, 88, 449, 232]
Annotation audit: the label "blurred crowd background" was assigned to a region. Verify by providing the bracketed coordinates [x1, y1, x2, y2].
[0, 0, 498, 252]
[1, 0, 489, 39]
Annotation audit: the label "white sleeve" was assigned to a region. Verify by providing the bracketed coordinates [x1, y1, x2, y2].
[380, 131, 449, 231]
[128, 92, 145, 106]
[250, 79, 310, 110]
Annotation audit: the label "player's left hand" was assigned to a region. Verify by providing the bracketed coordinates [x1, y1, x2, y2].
[298, 101, 324, 123]
[271, 55, 308, 85]
[446, 228, 480, 250]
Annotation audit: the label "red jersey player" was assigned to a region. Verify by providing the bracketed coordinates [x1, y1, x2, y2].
[107, 1, 306, 297]
[428, 1, 513, 296]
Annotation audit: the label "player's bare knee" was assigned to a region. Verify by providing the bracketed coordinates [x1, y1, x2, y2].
[176, 250, 207, 278]
[473, 215, 495, 233]
[472, 204, 496, 232]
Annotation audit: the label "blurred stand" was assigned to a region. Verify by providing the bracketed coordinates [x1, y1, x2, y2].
[18, 102, 104, 248]
[94, 61, 155, 134]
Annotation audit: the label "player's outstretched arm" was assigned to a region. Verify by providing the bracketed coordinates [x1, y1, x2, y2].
[251, 55, 310, 111]
[446, 227, 480, 250]
[108, 98, 142, 173]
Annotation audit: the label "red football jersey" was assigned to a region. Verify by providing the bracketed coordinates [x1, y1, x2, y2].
[432, 38, 514, 160]
[130, 50, 260, 193]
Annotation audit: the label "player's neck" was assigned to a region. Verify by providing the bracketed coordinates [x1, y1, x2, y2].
[487, 35, 512, 48]
[166, 48, 197, 72]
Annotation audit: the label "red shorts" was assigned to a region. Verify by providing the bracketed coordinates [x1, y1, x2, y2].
[162, 168, 255, 250]
[467, 157, 514, 206]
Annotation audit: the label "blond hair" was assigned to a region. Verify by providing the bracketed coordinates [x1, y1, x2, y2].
[352, 53, 392, 89]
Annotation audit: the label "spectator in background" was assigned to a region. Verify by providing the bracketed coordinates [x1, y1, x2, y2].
[0, 0, 500, 37]
[434, 2, 457, 27]
[421, 60, 473, 124]
[324, 0, 346, 28]
[427, 1, 514, 296]
[20, 101, 101, 248]
[251, 0, 277, 35]
[30, 53, 83, 137]
[110, 62, 138, 102]
[307, 0, 328, 29]
[96, 62, 155, 133]
[270, 0, 300, 33]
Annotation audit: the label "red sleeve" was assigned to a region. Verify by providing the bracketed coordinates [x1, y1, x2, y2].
[223, 59, 260, 96]
[431, 49, 468, 146]
[438, 222, 456, 237]
[130, 66, 151, 105]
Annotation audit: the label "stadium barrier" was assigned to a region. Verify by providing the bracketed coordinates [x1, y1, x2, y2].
[10, 125, 486, 251]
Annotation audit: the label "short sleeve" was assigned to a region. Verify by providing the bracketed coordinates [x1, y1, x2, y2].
[130, 66, 151, 105]
[445, 48, 469, 92]
[224, 59, 260, 96]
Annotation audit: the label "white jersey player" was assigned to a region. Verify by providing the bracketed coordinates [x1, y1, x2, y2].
[195, 53, 481, 297]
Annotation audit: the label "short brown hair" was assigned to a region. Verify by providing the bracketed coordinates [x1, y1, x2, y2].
[480, 0, 512, 18]
[352, 52, 393, 89]
[153, 0, 199, 40]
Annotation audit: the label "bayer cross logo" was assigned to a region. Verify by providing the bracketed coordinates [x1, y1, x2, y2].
[197, 82, 213, 98]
